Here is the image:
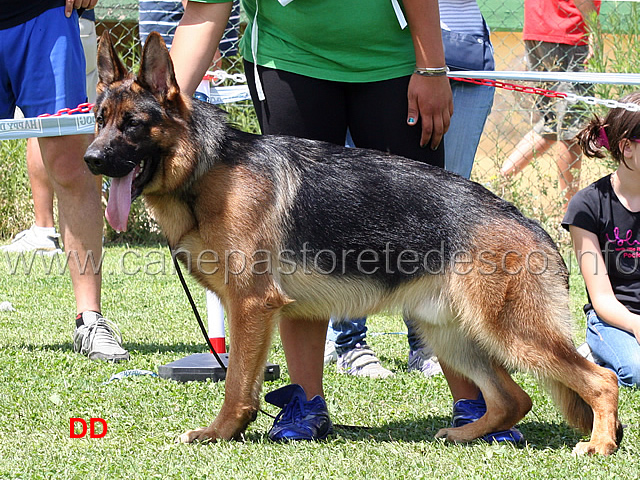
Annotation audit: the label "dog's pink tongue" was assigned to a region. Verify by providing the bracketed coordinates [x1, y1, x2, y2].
[105, 171, 135, 232]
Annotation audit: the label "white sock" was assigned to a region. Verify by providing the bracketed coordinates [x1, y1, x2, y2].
[32, 225, 57, 235]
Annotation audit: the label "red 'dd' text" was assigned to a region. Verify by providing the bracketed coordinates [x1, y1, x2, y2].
[69, 418, 107, 438]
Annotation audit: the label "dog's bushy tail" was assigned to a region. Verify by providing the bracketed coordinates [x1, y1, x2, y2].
[542, 378, 593, 434]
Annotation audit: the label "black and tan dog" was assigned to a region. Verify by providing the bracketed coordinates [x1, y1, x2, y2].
[85, 32, 622, 455]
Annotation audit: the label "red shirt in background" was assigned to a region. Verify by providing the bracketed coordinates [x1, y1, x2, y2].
[523, 0, 601, 46]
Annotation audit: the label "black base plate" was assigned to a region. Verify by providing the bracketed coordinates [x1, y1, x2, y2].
[158, 353, 280, 383]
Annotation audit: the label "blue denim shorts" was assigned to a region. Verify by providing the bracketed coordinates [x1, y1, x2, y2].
[586, 309, 640, 388]
[0, 6, 87, 119]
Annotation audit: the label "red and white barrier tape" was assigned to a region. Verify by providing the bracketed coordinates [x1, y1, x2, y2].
[450, 76, 640, 112]
[4, 70, 640, 140]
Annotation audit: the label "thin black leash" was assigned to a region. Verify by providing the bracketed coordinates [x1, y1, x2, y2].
[170, 246, 369, 432]
[170, 250, 227, 374]
[170, 247, 277, 421]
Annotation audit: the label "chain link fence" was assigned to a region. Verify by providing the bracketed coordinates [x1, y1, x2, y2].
[2, 0, 639, 245]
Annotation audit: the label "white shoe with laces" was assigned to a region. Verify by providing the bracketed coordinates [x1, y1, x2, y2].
[408, 347, 443, 377]
[73, 311, 130, 362]
[337, 343, 394, 378]
[0, 225, 62, 255]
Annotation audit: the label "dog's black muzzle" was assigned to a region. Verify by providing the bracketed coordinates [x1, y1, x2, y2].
[84, 144, 136, 178]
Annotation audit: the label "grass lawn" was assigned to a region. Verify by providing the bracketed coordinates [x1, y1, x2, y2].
[0, 246, 639, 479]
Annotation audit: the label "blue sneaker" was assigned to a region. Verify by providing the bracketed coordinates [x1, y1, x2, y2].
[265, 384, 333, 442]
[452, 393, 525, 445]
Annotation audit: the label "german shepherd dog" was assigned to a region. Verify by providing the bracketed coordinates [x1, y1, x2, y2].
[85, 32, 622, 455]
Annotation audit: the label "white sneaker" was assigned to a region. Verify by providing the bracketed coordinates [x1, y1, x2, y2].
[337, 343, 394, 378]
[0, 225, 62, 255]
[324, 340, 338, 365]
[73, 311, 130, 362]
[408, 347, 443, 377]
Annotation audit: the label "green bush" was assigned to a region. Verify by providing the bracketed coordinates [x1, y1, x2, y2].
[0, 139, 32, 240]
[589, 3, 640, 102]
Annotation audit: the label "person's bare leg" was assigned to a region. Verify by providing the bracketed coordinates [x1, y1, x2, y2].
[26, 138, 55, 228]
[441, 361, 480, 402]
[38, 134, 102, 315]
[500, 130, 555, 179]
[557, 140, 582, 206]
[279, 317, 330, 400]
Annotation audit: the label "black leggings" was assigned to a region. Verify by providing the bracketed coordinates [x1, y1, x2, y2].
[244, 61, 444, 168]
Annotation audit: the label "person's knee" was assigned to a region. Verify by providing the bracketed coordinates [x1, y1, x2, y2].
[39, 136, 94, 189]
[617, 362, 640, 389]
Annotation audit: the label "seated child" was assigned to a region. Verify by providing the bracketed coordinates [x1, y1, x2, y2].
[563, 91, 640, 388]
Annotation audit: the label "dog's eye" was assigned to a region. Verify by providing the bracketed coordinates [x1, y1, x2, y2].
[96, 115, 104, 129]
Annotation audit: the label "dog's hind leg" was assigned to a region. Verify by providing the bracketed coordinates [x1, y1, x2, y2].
[427, 327, 532, 443]
[538, 349, 621, 456]
[475, 302, 621, 454]
[483, 277, 620, 454]
[178, 286, 285, 443]
[447, 244, 621, 455]
[437, 307, 621, 454]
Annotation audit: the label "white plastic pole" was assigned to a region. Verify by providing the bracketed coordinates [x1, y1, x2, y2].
[206, 290, 226, 353]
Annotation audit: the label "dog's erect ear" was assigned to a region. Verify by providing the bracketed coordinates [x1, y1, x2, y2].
[137, 32, 181, 101]
[96, 31, 129, 92]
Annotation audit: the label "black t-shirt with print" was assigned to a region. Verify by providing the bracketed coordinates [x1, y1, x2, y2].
[563, 174, 640, 315]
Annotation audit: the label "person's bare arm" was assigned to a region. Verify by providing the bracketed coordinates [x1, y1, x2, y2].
[403, 0, 453, 149]
[170, 1, 233, 96]
[573, 0, 600, 60]
[573, 0, 598, 20]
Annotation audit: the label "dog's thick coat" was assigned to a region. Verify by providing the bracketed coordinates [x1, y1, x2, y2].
[85, 32, 622, 455]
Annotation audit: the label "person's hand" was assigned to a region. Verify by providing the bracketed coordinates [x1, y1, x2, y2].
[406, 74, 453, 150]
[65, 0, 99, 18]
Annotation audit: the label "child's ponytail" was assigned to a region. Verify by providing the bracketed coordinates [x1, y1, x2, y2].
[575, 116, 607, 160]
[574, 91, 640, 167]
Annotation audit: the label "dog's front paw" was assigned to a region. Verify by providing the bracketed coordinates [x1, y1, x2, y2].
[177, 427, 219, 444]
[572, 440, 617, 456]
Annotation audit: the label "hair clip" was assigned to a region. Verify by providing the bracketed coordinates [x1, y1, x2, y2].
[597, 126, 610, 150]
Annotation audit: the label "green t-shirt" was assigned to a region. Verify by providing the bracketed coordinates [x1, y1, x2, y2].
[239, 0, 416, 83]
